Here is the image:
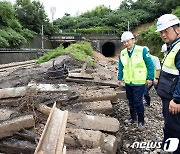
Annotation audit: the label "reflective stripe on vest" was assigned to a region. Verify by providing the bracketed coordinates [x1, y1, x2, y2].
[162, 65, 179, 75]
[162, 42, 180, 75]
[120, 45, 147, 84]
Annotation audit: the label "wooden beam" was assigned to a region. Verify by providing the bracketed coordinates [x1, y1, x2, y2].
[0, 115, 34, 139]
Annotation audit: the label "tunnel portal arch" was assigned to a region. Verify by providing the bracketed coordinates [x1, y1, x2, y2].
[102, 42, 116, 57]
[62, 42, 71, 48]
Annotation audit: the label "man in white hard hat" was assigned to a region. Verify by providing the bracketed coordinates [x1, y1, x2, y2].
[155, 14, 180, 154]
[143, 46, 161, 106]
[117, 31, 154, 130]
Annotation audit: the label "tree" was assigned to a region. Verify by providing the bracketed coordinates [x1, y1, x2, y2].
[0, 1, 15, 27]
[119, 0, 134, 10]
[14, 0, 53, 35]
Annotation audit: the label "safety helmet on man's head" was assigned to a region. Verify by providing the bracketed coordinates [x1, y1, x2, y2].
[156, 14, 180, 32]
[121, 31, 134, 42]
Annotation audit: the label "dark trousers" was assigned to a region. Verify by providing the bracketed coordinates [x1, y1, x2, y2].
[162, 128, 180, 154]
[144, 84, 153, 105]
[125, 84, 145, 123]
[161, 98, 180, 154]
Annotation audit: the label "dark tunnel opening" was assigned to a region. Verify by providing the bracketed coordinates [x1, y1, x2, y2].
[102, 42, 116, 57]
[63, 42, 71, 48]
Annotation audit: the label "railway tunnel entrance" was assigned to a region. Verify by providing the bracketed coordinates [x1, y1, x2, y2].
[102, 42, 116, 57]
[62, 42, 71, 48]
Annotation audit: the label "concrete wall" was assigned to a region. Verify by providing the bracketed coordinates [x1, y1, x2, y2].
[21, 36, 52, 49]
[0, 52, 40, 64]
[0, 34, 122, 64]
[50, 34, 122, 56]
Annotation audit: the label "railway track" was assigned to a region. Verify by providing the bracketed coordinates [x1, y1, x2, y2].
[34, 103, 68, 154]
[0, 60, 36, 73]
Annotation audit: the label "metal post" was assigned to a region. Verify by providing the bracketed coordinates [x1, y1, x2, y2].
[41, 25, 44, 50]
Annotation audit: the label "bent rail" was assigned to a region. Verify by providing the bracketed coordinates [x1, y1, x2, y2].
[34, 102, 68, 154]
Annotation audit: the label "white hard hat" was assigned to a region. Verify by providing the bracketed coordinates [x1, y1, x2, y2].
[156, 14, 180, 32]
[144, 46, 149, 52]
[121, 31, 134, 42]
[161, 44, 167, 52]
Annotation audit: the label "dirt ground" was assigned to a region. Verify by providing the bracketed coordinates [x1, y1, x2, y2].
[0, 51, 165, 154]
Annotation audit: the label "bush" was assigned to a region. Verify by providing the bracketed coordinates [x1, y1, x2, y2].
[21, 28, 37, 40]
[0, 28, 27, 48]
[65, 41, 94, 65]
[36, 45, 66, 64]
[0, 36, 9, 48]
[36, 41, 95, 65]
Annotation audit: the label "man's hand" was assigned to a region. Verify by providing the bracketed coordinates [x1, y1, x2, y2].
[169, 100, 180, 114]
[117, 81, 123, 87]
[153, 78, 158, 85]
[146, 80, 153, 87]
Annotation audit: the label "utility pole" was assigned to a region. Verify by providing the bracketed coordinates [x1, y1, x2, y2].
[128, 21, 130, 31]
[41, 25, 44, 51]
[50, 7, 56, 24]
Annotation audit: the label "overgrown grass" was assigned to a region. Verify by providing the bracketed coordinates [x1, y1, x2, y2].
[36, 41, 95, 65]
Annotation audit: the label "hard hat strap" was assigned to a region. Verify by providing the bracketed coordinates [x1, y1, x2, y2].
[172, 24, 180, 35]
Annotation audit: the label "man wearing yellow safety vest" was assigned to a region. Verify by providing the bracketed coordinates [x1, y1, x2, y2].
[155, 14, 180, 154]
[117, 31, 154, 130]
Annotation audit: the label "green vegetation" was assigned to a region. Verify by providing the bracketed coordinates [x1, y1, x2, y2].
[0, 1, 36, 48]
[137, 6, 180, 59]
[137, 25, 164, 59]
[54, 0, 180, 35]
[77, 26, 116, 34]
[0, 0, 179, 56]
[36, 41, 95, 65]
[36, 45, 66, 64]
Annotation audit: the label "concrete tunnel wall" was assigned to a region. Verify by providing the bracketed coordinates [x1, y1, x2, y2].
[92, 40, 122, 57]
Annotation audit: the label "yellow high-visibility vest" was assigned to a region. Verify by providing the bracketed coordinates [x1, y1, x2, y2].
[120, 45, 147, 84]
[162, 42, 180, 75]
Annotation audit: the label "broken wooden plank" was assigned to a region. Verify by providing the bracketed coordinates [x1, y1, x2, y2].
[37, 103, 52, 115]
[0, 83, 69, 99]
[65, 128, 104, 148]
[67, 112, 119, 133]
[0, 63, 35, 72]
[68, 72, 93, 79]
[0, 138, 36, 154]
[0, 60, 35, 69]
[37, 104, 119, 133]
[0, 86, 27, 99]
[34, 103, 68, 154]
[66, 77, 118, 88]
[0, 108, 16, 121]
[0, 115, 34, 139]
[68, 61, 94, 79]
[28, 83, 69, 92]
[66, 148, 103, 154]
[76, 88, 117, 102]
[67, 100, 112, 114]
